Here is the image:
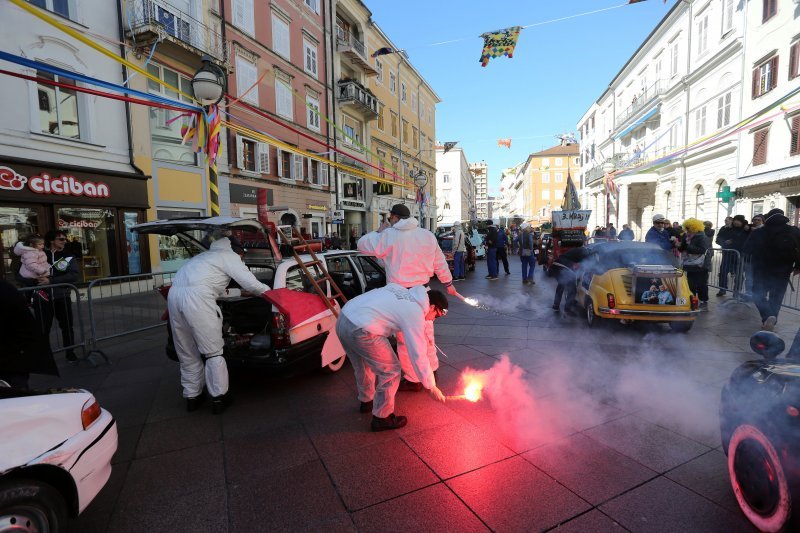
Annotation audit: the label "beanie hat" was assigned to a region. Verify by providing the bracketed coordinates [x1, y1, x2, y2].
[390, 204, 411, 219]
[732, 215, 747, 225]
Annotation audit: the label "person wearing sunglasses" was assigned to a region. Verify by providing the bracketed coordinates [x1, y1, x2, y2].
[336, 284, 449, 431]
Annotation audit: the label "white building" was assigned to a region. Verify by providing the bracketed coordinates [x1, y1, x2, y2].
[577, 0, 746, 238]
[469, 160, 489, 219]
[435, 146, 475, 225]
[0, 0, 148, 282]
[496, 163, 526, 220]
[734, 0, 800, 222]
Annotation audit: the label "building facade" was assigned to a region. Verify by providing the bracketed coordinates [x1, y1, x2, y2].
[734, 0, 800, 222]
[435, 146, 475, 225]
[469, 160, 489, 220]
[519, 143, 580, 225]
[1, 0, 149, 283]
[366, 21, 439, 232]
[577, 0, 745, 238]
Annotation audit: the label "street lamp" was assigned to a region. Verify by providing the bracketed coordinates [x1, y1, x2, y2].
[192, 55, 227, 216]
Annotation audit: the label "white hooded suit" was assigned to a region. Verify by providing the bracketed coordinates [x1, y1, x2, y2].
[168, 237, 270, 398]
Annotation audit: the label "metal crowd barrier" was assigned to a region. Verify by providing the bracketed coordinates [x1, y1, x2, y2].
[17, 283, 88, 361]
[85, 271, 177, 360]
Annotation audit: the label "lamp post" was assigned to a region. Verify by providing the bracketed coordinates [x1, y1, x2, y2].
[602, 160, 615, 227]
[191, 55, 227, 217]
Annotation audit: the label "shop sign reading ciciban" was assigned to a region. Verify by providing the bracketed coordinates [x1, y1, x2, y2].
[0, 166, 110, 198]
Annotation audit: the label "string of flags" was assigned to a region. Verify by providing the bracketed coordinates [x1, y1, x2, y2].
[497, 138, 512, 149]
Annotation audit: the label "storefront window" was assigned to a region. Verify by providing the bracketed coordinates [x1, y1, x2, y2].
[0, 206, 39, 283]
[57, 207, 118, 282]
[342, 175, 365, 202]
[123, 211, 142, 274]
[155, 208, 202, 272]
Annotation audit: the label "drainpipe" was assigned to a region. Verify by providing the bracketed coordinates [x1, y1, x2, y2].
[328, 0, 340, 234]
[116, 0, 145, 176]
[680, 0, 693, 220]
[734, 0, 748, 197]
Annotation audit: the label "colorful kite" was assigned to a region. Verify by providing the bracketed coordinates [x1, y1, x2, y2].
[479, 26, 522, 67]
[497, 138, 512, 149]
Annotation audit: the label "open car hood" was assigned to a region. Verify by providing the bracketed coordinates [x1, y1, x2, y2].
[132, 216, 267, 235]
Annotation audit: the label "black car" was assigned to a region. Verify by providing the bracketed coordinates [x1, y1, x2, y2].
[720, 330, 800, 531]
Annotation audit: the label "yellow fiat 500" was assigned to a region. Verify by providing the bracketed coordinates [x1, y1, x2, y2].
[576, 241, 700, 332]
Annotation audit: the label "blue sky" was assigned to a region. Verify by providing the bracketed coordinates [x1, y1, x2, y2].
[368, 0, 678, 193]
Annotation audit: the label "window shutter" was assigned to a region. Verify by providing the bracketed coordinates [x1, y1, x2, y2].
[770, 56, 779, 91]
[258, 143, 270, 173]
[791, 116, 800, 156]
[752, 68, 759, 98]
[791, 43, 798, 80]
[233, 0, 244, 28]
[293, 154, 304, 180]
[276, 148, 284, 177]
[236, 135, 244, 169]
[754, 129, 769, 165]
[320, 163, 328, 186]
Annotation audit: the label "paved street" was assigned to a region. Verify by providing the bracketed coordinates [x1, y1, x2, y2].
[33, 262, 798, 532]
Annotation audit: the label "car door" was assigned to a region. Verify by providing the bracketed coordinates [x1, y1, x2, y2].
[324, 255, 362, 304]
[355, 255, 386, 292]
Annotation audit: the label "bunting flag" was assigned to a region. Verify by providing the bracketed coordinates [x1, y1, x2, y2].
[562, 173, 581, 210]
[478, 26, 522, 67]
[371, 47, 395, 58]
[441, 141, 458, 154]
[603, 173, 619, 197]
[497, 138, 512, 149]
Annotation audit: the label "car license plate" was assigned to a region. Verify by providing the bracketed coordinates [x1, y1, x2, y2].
[677, 297, 686, 305]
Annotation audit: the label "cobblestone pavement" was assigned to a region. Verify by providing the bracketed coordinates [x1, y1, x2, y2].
[33, 261, 798, 532]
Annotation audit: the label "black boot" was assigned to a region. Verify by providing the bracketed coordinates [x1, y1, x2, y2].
[211, 392, 232, 415]
[359, 400, 373, 413]
[371, 413, 408, 432]
[186, 393, 206, 412]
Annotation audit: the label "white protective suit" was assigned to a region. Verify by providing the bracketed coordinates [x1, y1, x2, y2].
[357, 217, 451, 380]
[168, 237, 270, 399]
[338, 284, 436, 418]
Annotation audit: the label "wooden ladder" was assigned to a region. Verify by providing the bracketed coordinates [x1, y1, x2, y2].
[274, 227, 347, 317]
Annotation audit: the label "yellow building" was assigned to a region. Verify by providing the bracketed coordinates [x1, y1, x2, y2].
[122, 0, 225, 271]
[521, 143, 581, 225]
[366, 23, 440, 232]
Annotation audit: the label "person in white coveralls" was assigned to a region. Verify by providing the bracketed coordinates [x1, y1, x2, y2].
[336, 284, 448, 431]
[358, 203, 458, 391]
[168, 232, 270, 414]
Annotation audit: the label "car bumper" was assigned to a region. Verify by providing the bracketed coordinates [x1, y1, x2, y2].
[597, 307, 699, 321]
[225, 333, 328, 374]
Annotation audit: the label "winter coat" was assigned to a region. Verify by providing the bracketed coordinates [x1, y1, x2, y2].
[743, 213, 800, 276]
[495, 229, 508, 249]
[715, 225, 748, 252]
[13, 242, 50, 280]
[452, 226, 467, 253]
[0, 279, 58, 378]
[358, 217, 452, 287]
[618, 228, 635, 241]
[678, 232, 711, 271]
[645, 226, 672, 250]
[44, 248, 80, 299]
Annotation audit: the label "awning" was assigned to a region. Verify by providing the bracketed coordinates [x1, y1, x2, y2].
[736, 164, 800, 189]
[614, 107, 659, 140]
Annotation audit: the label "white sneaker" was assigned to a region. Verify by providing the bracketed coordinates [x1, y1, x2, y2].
[763, 316, 777, 332]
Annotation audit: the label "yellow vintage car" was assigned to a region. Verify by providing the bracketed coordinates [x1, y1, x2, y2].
[576, 241, 700, 332]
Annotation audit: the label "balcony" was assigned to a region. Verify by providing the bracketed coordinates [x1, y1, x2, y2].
[125, 0, 225, 61]
[337, 80, 379, 119]
[614, 80, 666, 130]
[584, 153, 629, 185]
[336, 26, 378, 76]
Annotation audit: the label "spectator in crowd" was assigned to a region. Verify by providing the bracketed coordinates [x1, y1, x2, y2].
[751, 214, 765, 229]
[510, 224, 519, 255]
[452, 221, 467, 281]
[14, 235, 51, 300]
[519, 223, 536, 285]
[0, 279, 57, 389]
[349, 230, 357, 250]
[715, 214, 749, 296]
[645, 214, 672, 250]
[678, 218, 711, 310]
[618, 224, 635, 241]
[671, 221, 682, 236]
[336, 285, 447, 431]
[496, 225, 510, 275]
[331, 233, 342, 250]
[552, 246, 592, 314]
[703, 221, 715, 240]
[27, 230, 80, 363]
[607, 223, 617, 238]
[484, 220, 500, 280]
[742, 208, 800, 330]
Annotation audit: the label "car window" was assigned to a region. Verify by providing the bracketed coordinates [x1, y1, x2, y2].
[284, 264, 327, 294]
[439, 238, 453, 252]
[356, 255, 386, 292]
[326, 255, 362, 302]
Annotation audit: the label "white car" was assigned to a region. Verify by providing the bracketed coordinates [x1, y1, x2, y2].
[0, 388, 117, 530]
[133, 217, 387, 374]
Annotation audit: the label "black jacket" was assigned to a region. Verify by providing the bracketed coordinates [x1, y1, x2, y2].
[0, 279, 58, 378]
[46, 248, 80, 298]
[743, 214, 800, 276]
[715, 225, 748, 252]
[679, 232, 711, 271]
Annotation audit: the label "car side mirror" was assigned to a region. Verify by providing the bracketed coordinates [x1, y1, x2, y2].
[749, 331, 785, 359]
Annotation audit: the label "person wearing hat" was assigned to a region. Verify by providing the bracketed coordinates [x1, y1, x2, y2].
[452, 221, 467, 281]
[358, 204, 458, 391]
[168, 232, 271, 414]
[645, 214, 673, 250]
[742, 208, 800, 330]
[336, 285, 448, 431]
[715, 214, 749, 296]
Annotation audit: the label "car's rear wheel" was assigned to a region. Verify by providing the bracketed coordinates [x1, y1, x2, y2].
[322, 355, 347, 373]
[669, 321, 694, 333]
[728, 423, 796, 532]
[0, 479, 68, 533]
[585, 299, 601, 327]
